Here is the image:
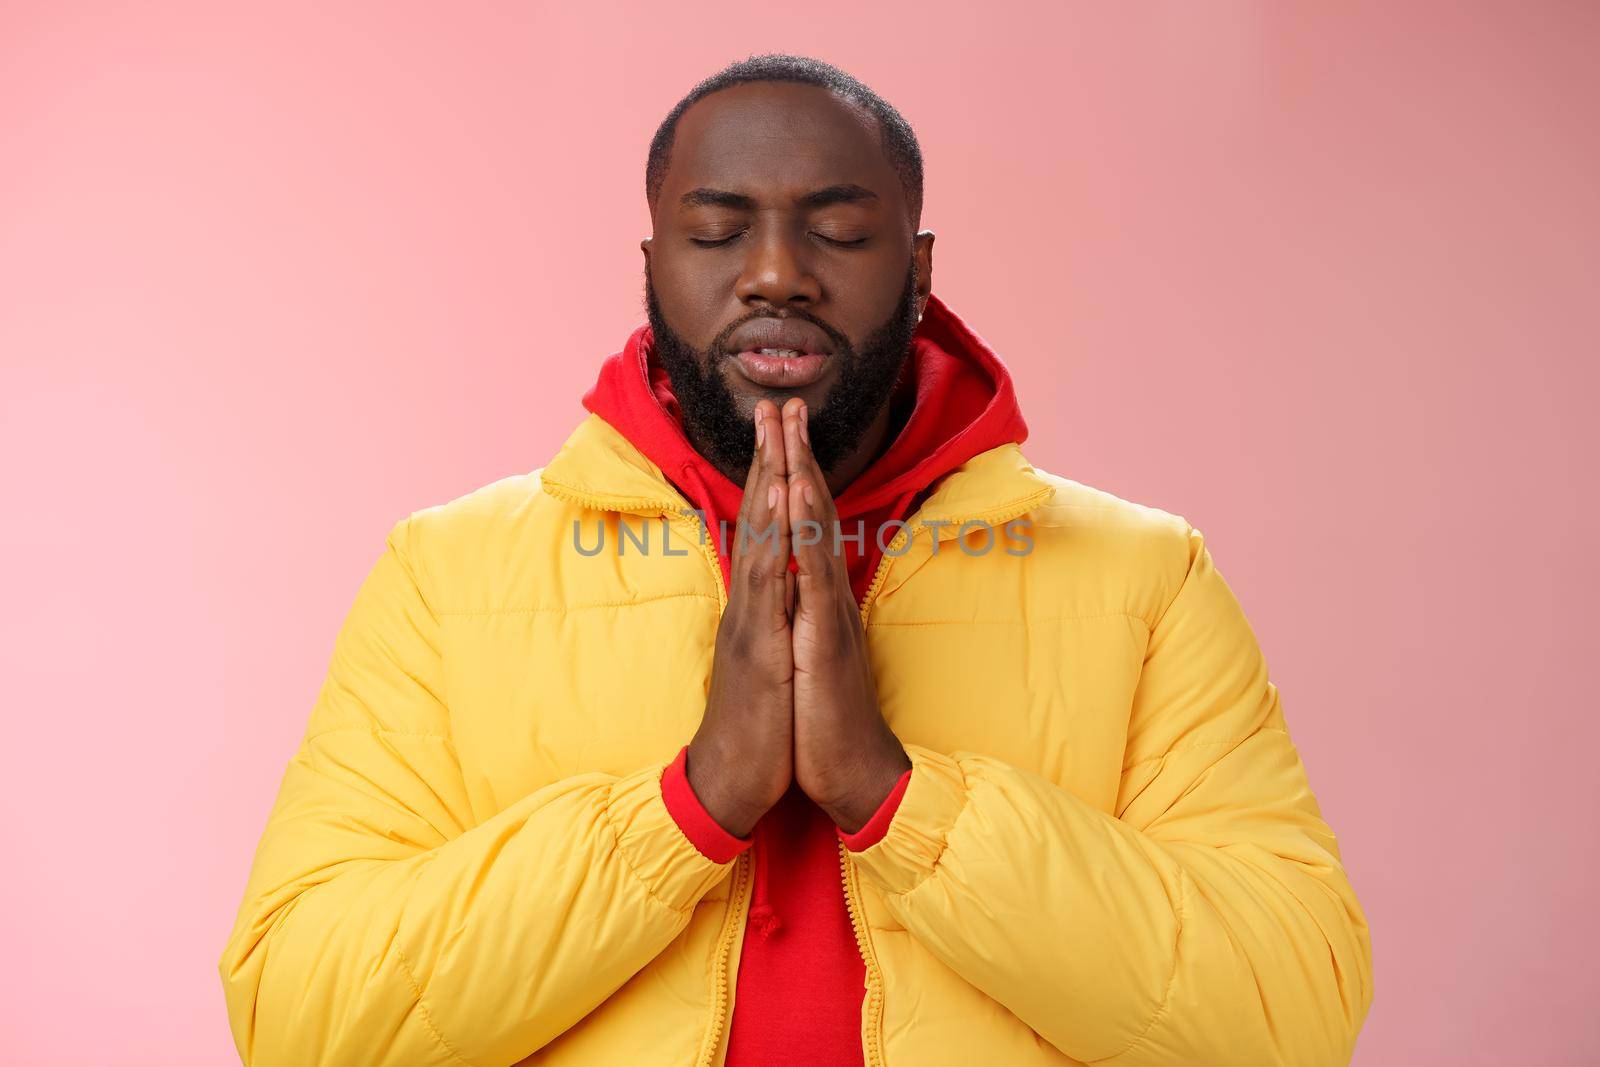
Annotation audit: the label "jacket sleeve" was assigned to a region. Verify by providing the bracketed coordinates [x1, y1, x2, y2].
[846, 525, 1373, 1066]
[218, 517, 733, 1067]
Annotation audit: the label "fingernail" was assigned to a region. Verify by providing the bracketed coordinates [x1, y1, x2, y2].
[756, 416, 765, 448]
[803, 484, 815, 508]
[799, 405, 810, 445]
[767, 484, 780, 509]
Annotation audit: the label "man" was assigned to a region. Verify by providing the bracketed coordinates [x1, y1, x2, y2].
[220, 54, 1372, 1066]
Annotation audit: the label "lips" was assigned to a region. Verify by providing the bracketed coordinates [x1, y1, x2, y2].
[725, 316, 834, 358]
[724, 317, 835, 389]
[733, 350, 830, 387]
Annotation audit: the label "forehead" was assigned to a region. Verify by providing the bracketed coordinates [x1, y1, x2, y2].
[664, 82, 899, 204]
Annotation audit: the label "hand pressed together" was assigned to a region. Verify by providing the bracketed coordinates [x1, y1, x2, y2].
[686, 397, 911, 838]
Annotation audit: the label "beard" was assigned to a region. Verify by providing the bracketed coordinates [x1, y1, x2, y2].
[644, 261, 920, 479]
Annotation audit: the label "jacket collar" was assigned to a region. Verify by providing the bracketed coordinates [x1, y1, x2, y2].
[541, 413, 1053, 540]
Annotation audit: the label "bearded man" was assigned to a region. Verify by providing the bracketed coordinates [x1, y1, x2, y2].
[221, 54, 1373, 1067]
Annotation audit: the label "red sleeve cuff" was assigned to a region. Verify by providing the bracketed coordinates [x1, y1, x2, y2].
[838, 766, 913, 852]
[661, 745, 753, 864]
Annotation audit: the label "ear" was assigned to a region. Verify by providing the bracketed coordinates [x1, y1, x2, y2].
[913, 229, 935, 320]
[640, 236, 653, 266]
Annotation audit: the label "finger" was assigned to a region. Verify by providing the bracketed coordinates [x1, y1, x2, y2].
[756, 478, 793, 626]
[781, 397, 839, 568]
[728, 402, 767, 572]
[781, 398, 838, 528]
[786, 451, 842, 623]
[730, 400, 790, 609]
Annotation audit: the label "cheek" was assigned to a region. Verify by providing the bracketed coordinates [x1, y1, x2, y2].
[652, 253, 736, 346]
[825, 255, 910, 338]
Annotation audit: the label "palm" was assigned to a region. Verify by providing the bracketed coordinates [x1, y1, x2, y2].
[781, 398, 909, 827]
[685, 399, 796, 836]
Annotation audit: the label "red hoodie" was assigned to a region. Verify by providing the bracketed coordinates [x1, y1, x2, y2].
[582, 293, 1027, 1066]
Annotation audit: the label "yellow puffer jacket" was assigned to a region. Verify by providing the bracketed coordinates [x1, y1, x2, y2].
[220, 413, 1373, 1067]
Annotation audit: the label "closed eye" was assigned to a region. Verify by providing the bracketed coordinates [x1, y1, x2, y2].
[813, 233, 869, 248]
[689, 232, 744, 248]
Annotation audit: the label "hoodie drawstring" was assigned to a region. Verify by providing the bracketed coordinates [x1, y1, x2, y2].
[747, 819, 782, 940]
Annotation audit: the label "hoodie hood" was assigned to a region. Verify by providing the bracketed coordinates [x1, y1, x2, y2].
[581, 292, 1029, 603]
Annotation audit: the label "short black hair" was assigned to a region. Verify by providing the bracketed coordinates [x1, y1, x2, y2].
[645, 54, 924, 226]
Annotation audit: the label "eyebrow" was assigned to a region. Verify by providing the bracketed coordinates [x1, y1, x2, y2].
[678, 183, 880, 211]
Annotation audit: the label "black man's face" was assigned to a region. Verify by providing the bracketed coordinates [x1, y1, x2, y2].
[642, 81, 931, 475]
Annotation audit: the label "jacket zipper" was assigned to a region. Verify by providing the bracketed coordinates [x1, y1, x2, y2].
[697, 850, 752, 1067]
[838, 838, 887, 1067]
[542, 480, 748, 1065]
[686, 505, 747, 1067]
[539, 480, 727, 611]
[547, 475, 1049, 1067]
[840, 489, 1055, 1067]
[836, 541, 902, 1067]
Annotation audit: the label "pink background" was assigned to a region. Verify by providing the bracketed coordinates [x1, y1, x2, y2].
[3, 3, 1596, 1063]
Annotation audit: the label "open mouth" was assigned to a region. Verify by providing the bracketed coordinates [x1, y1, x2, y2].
[722, 315, 837, 389]
[732, 348, 831, 388]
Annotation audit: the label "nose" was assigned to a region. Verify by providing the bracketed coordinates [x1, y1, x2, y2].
[734, 221, 821, 309]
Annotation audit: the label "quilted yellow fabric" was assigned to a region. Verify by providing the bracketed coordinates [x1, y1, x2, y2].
[220, 413, 1372, 1065]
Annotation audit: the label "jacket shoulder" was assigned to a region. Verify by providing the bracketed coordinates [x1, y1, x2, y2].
[1029, 468, 1190, 539]
[1019, 466, 1201, 628]
[383, 469, 564, 615]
